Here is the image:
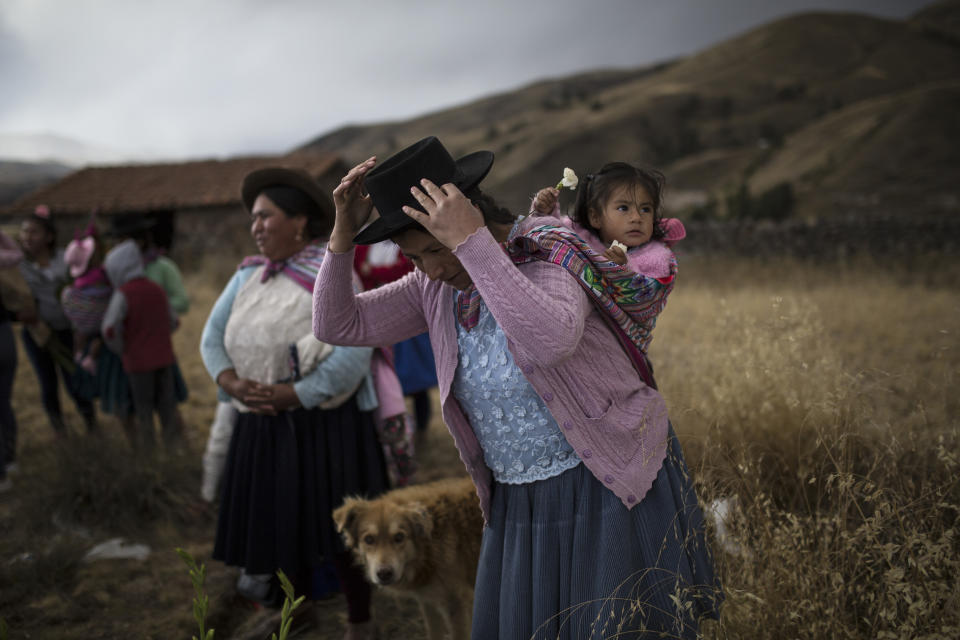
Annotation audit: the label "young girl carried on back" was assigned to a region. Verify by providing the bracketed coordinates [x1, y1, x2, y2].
[531, 162, 684, 353]
[534, 162, 684, 279]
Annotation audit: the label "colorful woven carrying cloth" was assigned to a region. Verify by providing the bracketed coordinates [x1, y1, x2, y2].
[60, 266, 113, 335]
[456, 222, 676, 378]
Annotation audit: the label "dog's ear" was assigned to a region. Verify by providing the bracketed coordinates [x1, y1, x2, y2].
[402, 502, 433, 540]
[333, 498, 365, 549]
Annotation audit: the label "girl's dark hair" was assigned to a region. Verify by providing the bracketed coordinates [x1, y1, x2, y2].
[571, 162, 667, 242]
[389, 186, 517, 239]
[259, 185, 334, 240]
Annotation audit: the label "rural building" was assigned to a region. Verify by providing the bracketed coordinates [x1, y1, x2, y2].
[0, 152, 348, 269]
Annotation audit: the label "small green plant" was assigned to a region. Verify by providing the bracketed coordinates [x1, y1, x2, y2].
[272, 570, 306, 640]
[1, 616, 9, 640]
[177, 547, 215, 640]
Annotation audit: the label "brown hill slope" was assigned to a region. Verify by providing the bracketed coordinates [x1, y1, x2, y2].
[0, 160, 73, 207]
[748, 83, 960, 215]
[300, 7, 960, 218]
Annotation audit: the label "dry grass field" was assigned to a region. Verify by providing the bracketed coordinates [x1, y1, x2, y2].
[1, 253, 957, 639]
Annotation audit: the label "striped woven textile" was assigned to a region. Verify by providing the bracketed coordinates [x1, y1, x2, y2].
[239, 241, 364, 294]
[457, 223, 676, 355]
[239, 242, 327, 293]
[61, 278, 113, 335]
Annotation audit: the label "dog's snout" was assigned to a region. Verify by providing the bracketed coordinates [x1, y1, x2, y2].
[376, 567, 395, 584]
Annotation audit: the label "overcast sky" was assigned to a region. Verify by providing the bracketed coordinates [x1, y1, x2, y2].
[0, 0, 934, 162]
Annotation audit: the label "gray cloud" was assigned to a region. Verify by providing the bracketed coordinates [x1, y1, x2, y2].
[0, 0, 933, 160]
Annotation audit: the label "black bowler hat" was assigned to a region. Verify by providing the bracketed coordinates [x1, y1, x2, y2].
[353, 136, 494, 245]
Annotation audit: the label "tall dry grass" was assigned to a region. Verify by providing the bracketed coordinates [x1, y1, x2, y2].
[2, 252, 958, 639]
[650, 255, 960, 639]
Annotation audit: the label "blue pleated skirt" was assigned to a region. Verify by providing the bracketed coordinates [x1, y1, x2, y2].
[77, 351, 185, 416]
[72, 345, 133, 417]
[96, 348, 132, 416]
[471, 425, 722, 639]
[393, 332, 438, 395]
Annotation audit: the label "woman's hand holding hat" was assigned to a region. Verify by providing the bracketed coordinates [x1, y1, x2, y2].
[404, 179, 484, 250]
[329, 157, 377, 253]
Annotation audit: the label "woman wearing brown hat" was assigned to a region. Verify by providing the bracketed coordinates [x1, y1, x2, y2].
[314, 137, 722, 638]
[200, 168, 388, 637]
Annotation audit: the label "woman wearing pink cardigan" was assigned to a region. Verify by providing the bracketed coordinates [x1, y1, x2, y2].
[313, 137, 721, 639]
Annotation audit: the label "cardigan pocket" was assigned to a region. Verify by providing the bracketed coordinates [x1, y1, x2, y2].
[581, 399, 663, 468]
[544, 365, 610, 420]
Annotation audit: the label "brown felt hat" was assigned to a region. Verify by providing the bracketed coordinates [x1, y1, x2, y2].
[241, 167, 335, 224]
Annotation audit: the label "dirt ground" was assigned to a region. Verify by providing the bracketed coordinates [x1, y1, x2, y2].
[0, 271, 478, 639]
[0, 376, 465, 640]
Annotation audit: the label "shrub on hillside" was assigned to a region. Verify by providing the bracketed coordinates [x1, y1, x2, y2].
[724, 182, 794, 221]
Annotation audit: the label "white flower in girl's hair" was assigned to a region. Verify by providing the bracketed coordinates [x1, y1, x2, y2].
[610, 240, 627, 252]
[556, 167, 578, 190]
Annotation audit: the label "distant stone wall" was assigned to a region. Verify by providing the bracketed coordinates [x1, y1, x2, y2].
[169, 206, 256, 270]
[679, 215, 960, 260]
[0, 206, 255, 270]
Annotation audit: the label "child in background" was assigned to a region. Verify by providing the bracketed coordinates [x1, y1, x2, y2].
[109, 214, 190, 442]
[101, 239, 179, 451]
[533, 162, 685, 284]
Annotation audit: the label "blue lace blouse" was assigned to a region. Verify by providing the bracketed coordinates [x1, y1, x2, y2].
[452, 293, 581, 484]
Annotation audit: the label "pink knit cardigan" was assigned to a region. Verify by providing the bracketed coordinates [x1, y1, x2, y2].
[313, 216, 669, 523]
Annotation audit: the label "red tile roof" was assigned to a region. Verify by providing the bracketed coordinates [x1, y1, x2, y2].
[1, 152, 346, 216]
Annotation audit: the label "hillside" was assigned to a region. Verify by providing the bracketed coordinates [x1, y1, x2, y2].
[300, 4, 960, 220]
[0, 160, 73, 207]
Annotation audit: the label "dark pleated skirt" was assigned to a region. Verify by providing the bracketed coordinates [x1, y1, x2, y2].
[72, 345, 132, 417]
[94, 348, 132, 417]
[171, 360, 189, 403]
[213, 396, 388, 576]
[472, 425, 722, 640]
[86, 354, 182, 416]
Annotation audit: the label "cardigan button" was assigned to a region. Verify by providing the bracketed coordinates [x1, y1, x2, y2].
[582, 449, 592, 459]
[562, 420, 573, 430]
[542, 391, 554, 402]
[522, 364, 534, 374]
[604, 474, 614, 484]
[627, 494, 636, 504]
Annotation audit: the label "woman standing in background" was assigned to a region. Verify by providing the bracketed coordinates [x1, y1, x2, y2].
[17, 205, 98, 435]
[200, 167, 387, 639]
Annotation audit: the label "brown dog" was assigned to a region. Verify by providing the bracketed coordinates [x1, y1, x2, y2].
[333, 476, 483, 640]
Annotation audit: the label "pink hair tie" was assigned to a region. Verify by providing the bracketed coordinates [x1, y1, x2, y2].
[34, 204, 51, 219]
